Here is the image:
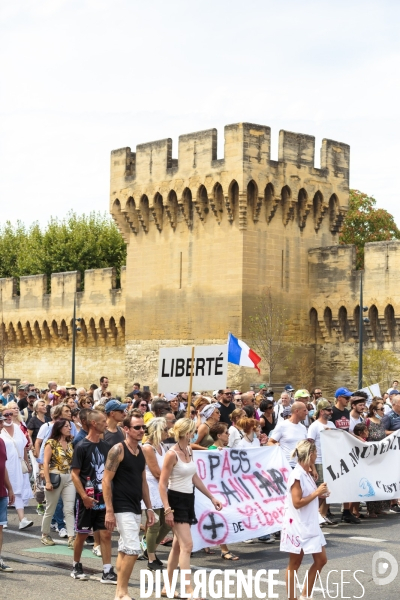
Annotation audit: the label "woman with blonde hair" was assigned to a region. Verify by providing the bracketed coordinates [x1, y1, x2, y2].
[227, 408, 245, 448]
[159, 418, 223, 599]
[281, 440, 328, 600]
[141, 417, 171, 570]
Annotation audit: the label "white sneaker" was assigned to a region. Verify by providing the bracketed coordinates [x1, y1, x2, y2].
[19, 518, 34, 530]
[50, 523, 59, 532]
[244, 538, 255, 544]
[92, 545, 102, 557]
[58, 527, 68, 538]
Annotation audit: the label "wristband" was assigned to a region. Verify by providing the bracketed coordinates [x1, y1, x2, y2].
[146, 508, 155, 513]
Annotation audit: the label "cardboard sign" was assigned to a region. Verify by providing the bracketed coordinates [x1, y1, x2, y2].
[158, 345, 227, 393]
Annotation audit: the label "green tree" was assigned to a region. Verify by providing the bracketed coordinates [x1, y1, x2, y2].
[0, 211, 126, 287]
[340, 189, 400, 269]
[350, 348, 400, 389]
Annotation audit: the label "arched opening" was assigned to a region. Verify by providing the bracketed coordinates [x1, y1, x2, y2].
[89, 318, 97, 344]
[42, 320, 50, 343]
[313, 191, 324, 231]
[111, 199, 130, 241]
[79, 318, 88, 345]
[119, 316, 125, 342]
[247, 180, 259, 222]
[152, 192, 164, 231]
[227, 180, 238, 223]
[297, 188, 308, 230]
[264, 182, 277, 223]
[60, 319, 68, 341]
[385, 304, 396, 341]
[281, 185, 293, 225]
[310, 308, 319, 343]
[338, 306, 349, 341]
[369, 305, 379, 340]
[125, 197, 139, 233]
[196, 185, 209, 221]
[25, 321, 33, 345]
[324, 307, 332, 337]
[109, 317, 118, 343]
[212, 182, 224, 220]
[182, 188, 193, 227]
[138, 195, 150, 232]
[33, 320, 42, 345]
[354, 305, 360, 337]
[329, 194, 340, 233]
[166, 190, 178, 228]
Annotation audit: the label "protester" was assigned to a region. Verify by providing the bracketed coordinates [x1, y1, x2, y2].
[103, 411, 155, 599]
[330, 387, 352, 430]
[93, 376, 109, 403]
[293, 389, 314, 427]
[227, 408, 246, 448]
[196, 404, 221, 448]
[307, 400, 337, 526]
[27, 400, 50, 447]
[268, 402, 308, 468]
[133, 397, 149, 415]
[0, 414, 15, 572]
[281, 440, 328, 600]
[70, 410, 116, 582]
[41, 419, 75, 548]
[216, 389, 236, 426]
[104, 399, 127, 446]
[72, 409, 90, 447]
[159, 418, 223, 598]
[259, 399, 277, 436]
[236, 417, 261, 447]
[165, 393, 180, 417]
[0, 408, 33, 529]
[366, 399, 391, 517]
[140, 417, 171, 570]
[349, 393, 367, 432]
[274, 392, 291, 420]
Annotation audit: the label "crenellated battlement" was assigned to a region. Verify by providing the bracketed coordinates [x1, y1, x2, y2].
[0, 267, 126, 352]
[110, 122, 349, 238]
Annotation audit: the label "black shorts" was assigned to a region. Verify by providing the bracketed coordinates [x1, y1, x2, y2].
[74, 497, 106, 534]
[167, 489, 197, 525]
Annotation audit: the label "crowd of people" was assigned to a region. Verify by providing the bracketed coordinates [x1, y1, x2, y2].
[1, 376, 400, 599]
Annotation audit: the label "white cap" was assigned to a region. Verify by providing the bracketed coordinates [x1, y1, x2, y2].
[165, 393, 178, 402]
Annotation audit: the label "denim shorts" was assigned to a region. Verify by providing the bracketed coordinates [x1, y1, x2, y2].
[0, 496, 8, 526]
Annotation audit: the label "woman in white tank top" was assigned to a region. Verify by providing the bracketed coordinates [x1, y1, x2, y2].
[141, 417, 171, 570]
[159, 417, 223, 600]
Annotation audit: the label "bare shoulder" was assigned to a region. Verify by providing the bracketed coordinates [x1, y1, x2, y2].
[105, 443, 123, 472]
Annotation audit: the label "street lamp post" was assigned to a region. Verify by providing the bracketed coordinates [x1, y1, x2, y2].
[71, 294, 81, 385]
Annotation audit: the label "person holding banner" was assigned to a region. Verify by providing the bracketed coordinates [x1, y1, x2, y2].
[159, 418, 223, 599]
[280, 440, 328, 600]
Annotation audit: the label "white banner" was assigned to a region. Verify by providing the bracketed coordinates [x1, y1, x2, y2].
[321, 429, 400, 503]
[158, 345, 227, 393]
[191, 446, 291, 552]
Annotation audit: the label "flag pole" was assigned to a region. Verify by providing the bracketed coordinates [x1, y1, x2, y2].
[186, 346, 195, 417]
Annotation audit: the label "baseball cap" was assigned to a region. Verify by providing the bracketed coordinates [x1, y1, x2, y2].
[18, 385, 26, 391]
[259, 384, 267, 389]
[105, 399, 128, 413]
[334, 387, 353, 398]
[27, 392, 37, 398]
[282, 407, 292, 418]
[165, 393, 178, 402]
[294, 389, 310, 399]
[388, 389, 399, 396]
[284, 384, 294, 392]
[315, 399, 332, 417]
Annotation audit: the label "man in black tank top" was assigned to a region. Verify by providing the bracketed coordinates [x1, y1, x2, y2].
[103, 413, 155, 600]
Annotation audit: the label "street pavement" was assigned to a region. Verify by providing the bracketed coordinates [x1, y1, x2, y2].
[2, 501, 400, 599]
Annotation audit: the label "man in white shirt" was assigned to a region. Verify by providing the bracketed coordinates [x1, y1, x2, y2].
[267, 402, 308, 468]
[307, 399, 337, 526]
[349, 395, 366, 433]
[274, 393, 291, 420]
[93, 376, 109, 403]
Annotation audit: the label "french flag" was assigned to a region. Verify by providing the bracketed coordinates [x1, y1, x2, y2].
[227, 333, 262, 373]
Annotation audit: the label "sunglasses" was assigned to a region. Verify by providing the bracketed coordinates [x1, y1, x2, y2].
[129, 425, 146, 431]
[140, 404, 147, 407]
[85, 400, 93, 404]
[3, 413, 13, 417]
[266, 406, 274, 410]
[323, 408, 333, 412]
[70, 394, 77, 397]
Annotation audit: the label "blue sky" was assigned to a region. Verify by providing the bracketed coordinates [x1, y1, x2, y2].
[1, 0, 399, 225]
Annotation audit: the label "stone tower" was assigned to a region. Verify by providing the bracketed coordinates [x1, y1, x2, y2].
[110, 123, 350, 388]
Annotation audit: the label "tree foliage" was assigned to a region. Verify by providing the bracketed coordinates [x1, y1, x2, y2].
[350, 348, 400, 389]
[340, 189, 400, 269]
[248, 288, 289, 384]
[0, 211, 126, 287]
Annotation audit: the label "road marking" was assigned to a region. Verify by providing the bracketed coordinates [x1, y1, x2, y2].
[349, 536, 387, 543]
[4, 529, 69, 544]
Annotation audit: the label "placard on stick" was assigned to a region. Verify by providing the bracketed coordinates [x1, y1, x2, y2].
[157, 345, 227, 394]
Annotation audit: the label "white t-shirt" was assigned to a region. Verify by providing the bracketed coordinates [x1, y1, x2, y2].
[307, 420, 336, 464]
[237, 436, 260, 448]
[227, 426, 243, 448]
[269, 420, 307, 467]
[349, 415, 363, 433]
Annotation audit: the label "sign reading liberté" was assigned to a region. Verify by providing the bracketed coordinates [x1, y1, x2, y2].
[157, 345, 227, 393]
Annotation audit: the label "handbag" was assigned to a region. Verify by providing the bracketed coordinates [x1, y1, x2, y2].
[49, 473, 61, 489]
